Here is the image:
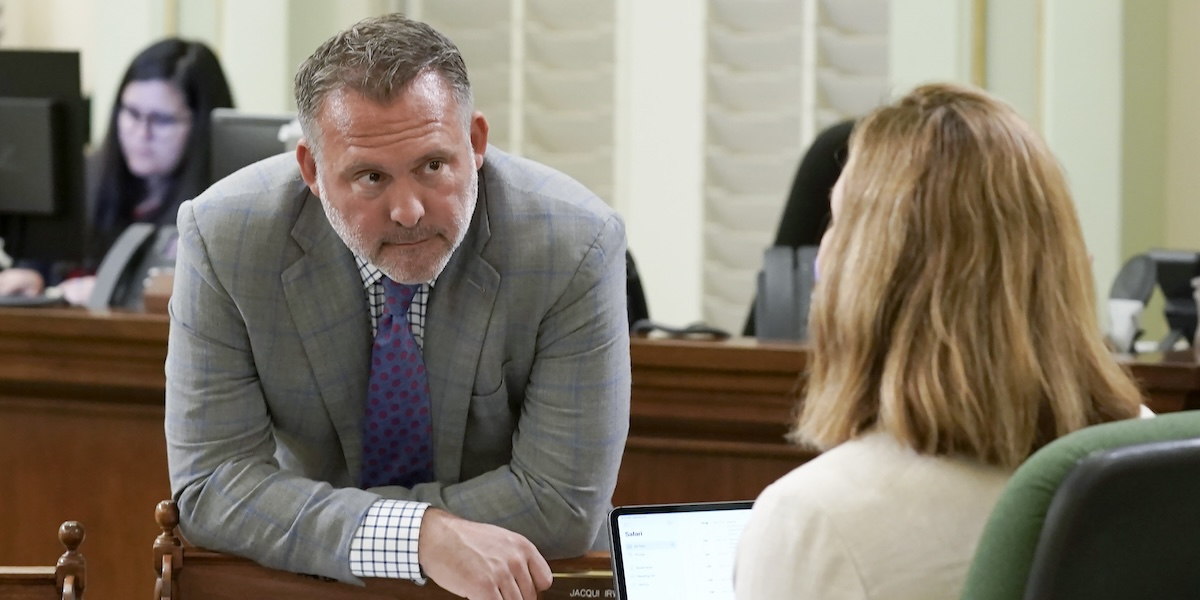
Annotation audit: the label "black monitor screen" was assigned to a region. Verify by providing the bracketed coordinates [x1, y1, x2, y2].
[209, 108, 295, 183]
[0, 98, 60, 216]
[0, 50, 87, 263]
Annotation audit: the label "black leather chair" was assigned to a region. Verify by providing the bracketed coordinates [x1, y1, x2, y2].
[625, 250, 729, 339]
[752, 245, 818, 341]
[961, 411, 1200, 600]
[626, 250, 649, 328]
[744, 119, 854, 337]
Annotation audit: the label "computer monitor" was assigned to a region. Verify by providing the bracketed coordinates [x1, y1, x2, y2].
[0, 50, 88, 263]
[1148, 249, 1200, 350]
[209, 108, 295, 183]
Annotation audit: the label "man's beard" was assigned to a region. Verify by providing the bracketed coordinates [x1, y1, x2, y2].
[316, 170, 478, 283]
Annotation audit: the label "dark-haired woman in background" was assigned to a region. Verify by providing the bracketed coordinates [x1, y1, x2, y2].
[0, 37, 233, 302]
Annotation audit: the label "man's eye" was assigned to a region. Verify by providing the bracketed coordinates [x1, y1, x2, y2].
[359, 172, 384, 184]
[427, 160, 443, 172]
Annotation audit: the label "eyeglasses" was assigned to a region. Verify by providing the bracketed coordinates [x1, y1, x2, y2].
[118, 104, 190, 134]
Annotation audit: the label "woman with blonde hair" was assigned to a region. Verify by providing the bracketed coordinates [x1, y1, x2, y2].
[734, 83, 1142, 599]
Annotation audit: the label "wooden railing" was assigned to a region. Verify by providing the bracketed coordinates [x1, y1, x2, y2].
[151, 500, 612, 600]
[0, 521, 86, 600]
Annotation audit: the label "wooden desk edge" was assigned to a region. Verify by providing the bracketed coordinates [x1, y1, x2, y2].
[0, 566, 57, 578]
[181, 548, 612, 577]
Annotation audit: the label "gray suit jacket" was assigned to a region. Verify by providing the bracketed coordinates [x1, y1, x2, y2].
[165, 148, 631, 582]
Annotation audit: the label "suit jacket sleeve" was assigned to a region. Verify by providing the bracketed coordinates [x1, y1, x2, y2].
[165, 201, 382, 583]
[374, 212, 632, 558]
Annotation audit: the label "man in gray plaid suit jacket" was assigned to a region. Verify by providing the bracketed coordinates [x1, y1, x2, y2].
[164, 14, 630, 599]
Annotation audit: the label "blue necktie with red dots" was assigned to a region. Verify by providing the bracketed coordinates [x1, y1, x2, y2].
[359, 278, 434, 489]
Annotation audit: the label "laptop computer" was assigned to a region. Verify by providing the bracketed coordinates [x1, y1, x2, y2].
[608, 501, 754, 600]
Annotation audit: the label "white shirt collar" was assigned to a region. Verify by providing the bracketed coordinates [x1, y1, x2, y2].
[354, 255, 436, 289]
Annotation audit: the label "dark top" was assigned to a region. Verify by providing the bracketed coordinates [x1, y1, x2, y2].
[20, 153, 178, 285]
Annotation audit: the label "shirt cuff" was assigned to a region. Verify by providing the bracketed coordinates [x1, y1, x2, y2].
[349, 499, 430, 581]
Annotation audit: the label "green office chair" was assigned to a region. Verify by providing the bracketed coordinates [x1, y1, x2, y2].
[960, 411, 1200, 600]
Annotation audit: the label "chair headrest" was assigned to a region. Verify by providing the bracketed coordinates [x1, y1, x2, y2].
[1109, 254, 1155, 303]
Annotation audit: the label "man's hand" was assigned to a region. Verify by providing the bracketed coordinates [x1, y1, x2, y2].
[0, 268, 45, 297]
[418, 508, 553, 600]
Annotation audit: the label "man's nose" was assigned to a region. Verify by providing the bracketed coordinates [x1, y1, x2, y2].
[389, 191, 425, 228]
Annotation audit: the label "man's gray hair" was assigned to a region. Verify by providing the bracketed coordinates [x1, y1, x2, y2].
[294, 13, 474, 154]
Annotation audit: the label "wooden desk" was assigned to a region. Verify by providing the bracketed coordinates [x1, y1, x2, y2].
[615, 337, 1200, 501]
[1, 309, 1196, 599]
[614, 336, 814, 505]
[0, 309, 168, 600]
[1119, 350, 1200, 413]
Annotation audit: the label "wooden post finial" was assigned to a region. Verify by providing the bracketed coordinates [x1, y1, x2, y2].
[55, 521, 86, 597]
[155, 499, 180, 532]
[58, 521, 84, 553]
[153, 499, 184, 600]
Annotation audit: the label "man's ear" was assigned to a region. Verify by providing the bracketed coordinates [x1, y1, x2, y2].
[296, 139, 322, 198]
[469, 111, 489, 170]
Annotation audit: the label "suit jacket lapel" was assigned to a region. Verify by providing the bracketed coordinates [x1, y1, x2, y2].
[424, 171, 499, 483]
[282, 193, 371, 480]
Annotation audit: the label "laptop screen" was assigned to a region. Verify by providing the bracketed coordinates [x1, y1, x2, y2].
[608, 501, 754, 600]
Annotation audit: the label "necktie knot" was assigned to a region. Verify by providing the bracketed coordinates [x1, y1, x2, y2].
[382, 278, 419, 316]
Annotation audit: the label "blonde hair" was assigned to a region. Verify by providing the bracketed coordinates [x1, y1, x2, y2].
[796, 83, 1142, 469]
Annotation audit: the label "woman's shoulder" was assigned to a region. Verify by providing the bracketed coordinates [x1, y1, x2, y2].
[765, 433, 913, 487]
[757, 432, 1009, 517]
[741, 433, 1011, 600]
